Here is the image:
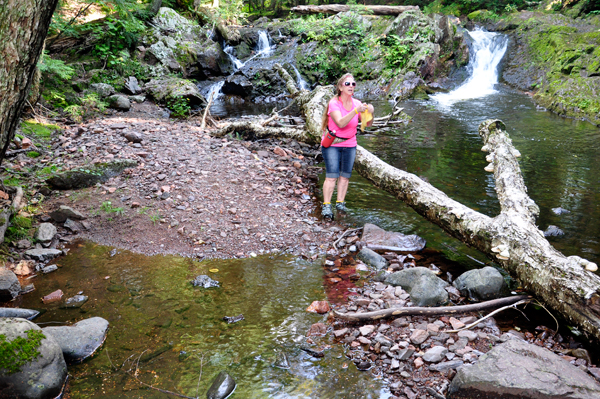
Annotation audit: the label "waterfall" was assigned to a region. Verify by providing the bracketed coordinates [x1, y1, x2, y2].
[432, 29, 508, 106]
[256, 30, 274, 57]
[204, 81, 225, 101]
[291, 65, 310, 90]
[224, 46, 244, 70]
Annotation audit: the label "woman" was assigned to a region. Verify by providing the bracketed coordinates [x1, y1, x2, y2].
[321, 73, 374, 220]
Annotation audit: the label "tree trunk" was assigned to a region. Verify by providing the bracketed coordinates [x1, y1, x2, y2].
[290, 5, 420, 15]
[0, 0, 60, 167]
[214, 68, 600, 341]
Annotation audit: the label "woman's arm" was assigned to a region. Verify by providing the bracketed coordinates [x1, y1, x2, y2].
[330, 102, 368, 129]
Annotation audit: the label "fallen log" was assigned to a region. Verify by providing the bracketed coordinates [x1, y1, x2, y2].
[333, 295, 531, 322]
[291, 5, 420, 16]
[214, 72, 600, 341]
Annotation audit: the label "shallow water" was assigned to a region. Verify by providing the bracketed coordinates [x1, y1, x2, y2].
[340, 84, 600, 272]
[20, 241, 391, 398]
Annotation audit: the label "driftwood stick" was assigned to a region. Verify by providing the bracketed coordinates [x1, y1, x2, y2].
[333, 295, 532, 322]
[201, 91, 215, 129]
[445, 299, 531, 333]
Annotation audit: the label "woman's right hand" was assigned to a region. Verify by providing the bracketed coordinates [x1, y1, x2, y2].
[356, 103, 368, 113]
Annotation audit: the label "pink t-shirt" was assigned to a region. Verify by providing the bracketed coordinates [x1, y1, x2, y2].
[324, 97, 361, 147]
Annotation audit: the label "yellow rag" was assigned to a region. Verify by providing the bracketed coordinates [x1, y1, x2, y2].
[360, 109, 373, 132]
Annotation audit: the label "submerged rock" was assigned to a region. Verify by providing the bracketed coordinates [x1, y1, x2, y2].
[61, 294, 89, 309]
[274, 352, 290, 369]
[42, 317, 109, 364]
[0, 318, 67, 399]
[191, 275, 220, 288]
[222, 314, 244, 324]
[0, 308, 40, 320]
[361, 223, 426, 252]
[384, 267, 448, 307]
[448, 339, 600, 398]
[453, 266, 508, 300]
[544, 225, 565, 237]
[206, 371, 236, 399]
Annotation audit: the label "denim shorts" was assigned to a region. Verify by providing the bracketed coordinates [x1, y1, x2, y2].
[322, 145, 357, 179]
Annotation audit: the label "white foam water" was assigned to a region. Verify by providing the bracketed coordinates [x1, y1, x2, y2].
[432, 29, 508, 106]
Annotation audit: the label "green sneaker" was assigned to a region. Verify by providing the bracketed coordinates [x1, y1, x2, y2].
[335, 202, 348, 213]
[321, 203, 333, 220]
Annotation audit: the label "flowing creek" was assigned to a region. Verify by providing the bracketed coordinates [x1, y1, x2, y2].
[17, 29, 600, 397]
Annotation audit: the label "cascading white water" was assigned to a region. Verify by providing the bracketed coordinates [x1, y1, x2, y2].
[432, 29, 507, 106]
[291, 65, 310, 90]
[204, 81, 225, 100]
[256, 31, 274, 57]
[224, 45, 244, 70]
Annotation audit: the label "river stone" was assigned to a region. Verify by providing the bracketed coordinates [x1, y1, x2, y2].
[0, 269, 21, 301]
[191, 275, 220, 288]
[89, 83, 115, 98]
[361, 223, 426, 252]
[0, 308, 39, 320]
[124, 131, 143, 143]
[206, 371, 236, 399]
[384, 267, 449, 307]
[357, 247, 388, 270]
[42, 317, 109, 363]
[47, 159, 137, 190]
[49, 205, 86, 222]
[107, 94, 131, 111]
[124, 76, 142, 95]
[60, 295, 89, 308]
[35, 222, 57, 245]
[24, 248, 63, 261]
[423, 346, 448, 363]
[0, 318, 67, 399]
[453, 266, 508, 300]
[544, 225, 565, 237]
[448, 339, 600, 399]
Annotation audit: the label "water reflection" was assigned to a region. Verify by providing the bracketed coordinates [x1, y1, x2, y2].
[20, 241, 391, 398]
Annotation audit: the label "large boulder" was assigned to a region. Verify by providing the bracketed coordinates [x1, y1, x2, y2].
[222, 73, 254, 97]
[0, 318, 67, 399]
[448, 339, 600, 398]
[42, 317, 109, 364]
[144, 7, 229, 78]
[361, 223, 426, 252]
[357, 247, 388, 270]
[145, 77, 207, 107]
[49, 205, 86, 223]
[384, 267, 448, 306]
[107, 94, 131, 111]
[206, 371, 236, 399]
[453, 266, 509, 300]
[89, 83, 115, 98]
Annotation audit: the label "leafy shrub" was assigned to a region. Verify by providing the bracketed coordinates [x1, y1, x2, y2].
[166, 97, 191, 118]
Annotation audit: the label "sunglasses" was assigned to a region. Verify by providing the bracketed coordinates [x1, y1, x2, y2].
[344, 81, 356, 87]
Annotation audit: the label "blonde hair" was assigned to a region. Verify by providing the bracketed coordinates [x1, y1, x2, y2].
[321, 73, 355, 132]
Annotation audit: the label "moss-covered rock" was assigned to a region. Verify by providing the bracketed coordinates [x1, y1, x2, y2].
[498, 11, 600, 125]
[46, 159, 138, 190]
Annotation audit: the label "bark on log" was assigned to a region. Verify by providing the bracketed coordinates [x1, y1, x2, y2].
[291, 5, 420, 16]
[334, 295, 532, 322]
[0, 0, 60, 166]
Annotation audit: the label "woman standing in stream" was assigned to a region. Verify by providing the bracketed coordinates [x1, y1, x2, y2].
[320, 73, 374, 220]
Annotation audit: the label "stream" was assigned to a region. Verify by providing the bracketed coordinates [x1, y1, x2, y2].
[16, 29, 600, 398]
